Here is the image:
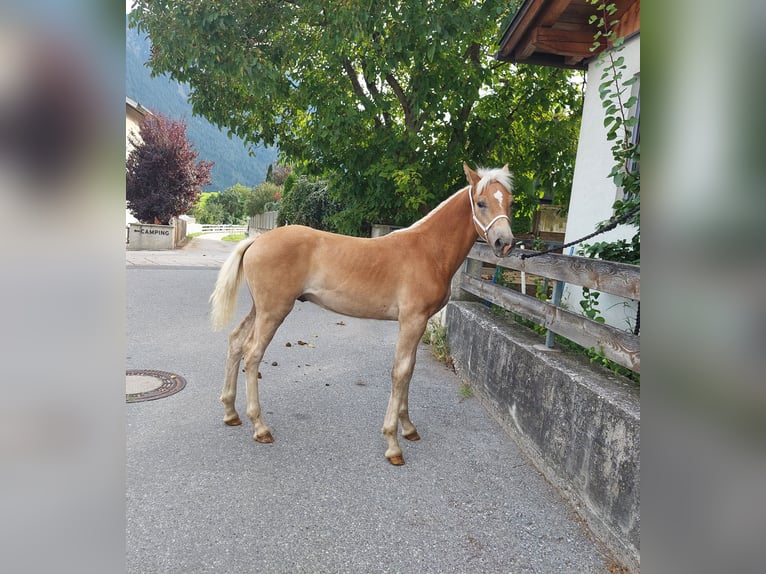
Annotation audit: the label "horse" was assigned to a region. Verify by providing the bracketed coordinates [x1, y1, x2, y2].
[210, 162, 515, 465]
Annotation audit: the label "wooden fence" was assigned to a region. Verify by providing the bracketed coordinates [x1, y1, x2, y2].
[458, 242, 640, 373]
[248, 211, 278, 233]
[199, 224, 248, 234]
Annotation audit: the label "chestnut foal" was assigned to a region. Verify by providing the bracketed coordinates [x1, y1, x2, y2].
[210, 163, 515, 465]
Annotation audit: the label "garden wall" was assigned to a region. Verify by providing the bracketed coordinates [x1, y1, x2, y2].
[444, 301, 640, 572]
[126, 217, 186, 250]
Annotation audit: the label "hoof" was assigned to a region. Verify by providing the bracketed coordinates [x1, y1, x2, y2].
[224, 416, 242, 426]
[403, 431, 421, 441]
[254, 431, 274, 444]
[387, 455, 405, 466]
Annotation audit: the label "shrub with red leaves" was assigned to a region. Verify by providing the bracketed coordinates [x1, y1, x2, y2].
[126, 112, 213, 224]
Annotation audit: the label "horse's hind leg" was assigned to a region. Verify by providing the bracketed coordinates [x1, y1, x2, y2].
[220, 307, 257, 426]
[242, 304, 294, 443]
[399, 376, 420, 442]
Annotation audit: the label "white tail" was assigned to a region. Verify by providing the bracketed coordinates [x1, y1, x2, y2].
[210, 236, 258, 331]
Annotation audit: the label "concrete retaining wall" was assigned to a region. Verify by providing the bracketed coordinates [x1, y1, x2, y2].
[445, 301, 640, 571]
[127, 223, 175, 250]
[127, 218, 187, 250]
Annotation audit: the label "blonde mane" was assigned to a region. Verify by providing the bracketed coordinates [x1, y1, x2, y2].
[476, 167, 513, 194]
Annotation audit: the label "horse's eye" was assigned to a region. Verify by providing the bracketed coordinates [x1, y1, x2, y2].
[477, 200, 487, 209]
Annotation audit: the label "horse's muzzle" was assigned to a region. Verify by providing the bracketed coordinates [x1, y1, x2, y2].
[493, 238, 515, 257]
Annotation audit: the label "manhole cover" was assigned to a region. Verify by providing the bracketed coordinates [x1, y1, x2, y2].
[126, 369, 187, 403]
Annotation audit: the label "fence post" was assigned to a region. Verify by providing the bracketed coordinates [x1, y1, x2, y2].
[450, 249, 484, 303]
[544, 280, 565, 348]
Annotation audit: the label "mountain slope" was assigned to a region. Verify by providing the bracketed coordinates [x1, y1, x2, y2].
[126, 18, 278, 191]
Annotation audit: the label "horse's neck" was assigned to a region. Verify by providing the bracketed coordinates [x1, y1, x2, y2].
[409, 187, 478, 275]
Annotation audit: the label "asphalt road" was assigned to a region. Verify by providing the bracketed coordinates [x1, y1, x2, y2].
[126, 235, 612, 573]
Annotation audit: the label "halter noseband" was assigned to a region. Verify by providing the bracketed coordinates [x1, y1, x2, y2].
[469, 185, 510, 242]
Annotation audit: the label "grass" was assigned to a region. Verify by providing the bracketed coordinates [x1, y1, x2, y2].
[186, 232, 204, 239]
[422, 319, 453, 367]
[221, 233, 247, 242]
[422, 319, 473, 401]
[490, 305, 639, 385]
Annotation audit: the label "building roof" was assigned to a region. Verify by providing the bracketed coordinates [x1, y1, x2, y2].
[496, 0, 640, 69]
[126, 96, 152, 118]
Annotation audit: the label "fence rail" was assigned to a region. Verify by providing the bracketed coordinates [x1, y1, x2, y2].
[199, 224, 248, 234]
[459, 242, 640, 373]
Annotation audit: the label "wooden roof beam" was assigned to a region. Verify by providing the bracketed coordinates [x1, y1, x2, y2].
[614, 0, 640, 40]
[496, 0, 547, 60]
[517, 27, 596, 61]
[540, 0, 573, 27]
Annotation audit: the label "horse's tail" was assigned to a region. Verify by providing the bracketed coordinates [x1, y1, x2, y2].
[210, 236, 258, 331]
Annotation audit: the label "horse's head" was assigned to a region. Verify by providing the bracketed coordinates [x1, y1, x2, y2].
[463, 162, 515, 257]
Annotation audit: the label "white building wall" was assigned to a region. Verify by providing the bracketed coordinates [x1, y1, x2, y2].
[560, 36, 640, 332]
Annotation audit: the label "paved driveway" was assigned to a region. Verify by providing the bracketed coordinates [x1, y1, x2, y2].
[126, 235, 612, 573]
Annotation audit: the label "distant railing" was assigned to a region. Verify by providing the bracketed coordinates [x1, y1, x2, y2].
[458, 242, 640, 373]
[199, 224, 248, 234]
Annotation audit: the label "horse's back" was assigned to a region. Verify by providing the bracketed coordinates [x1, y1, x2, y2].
[240, 225, 430, 319]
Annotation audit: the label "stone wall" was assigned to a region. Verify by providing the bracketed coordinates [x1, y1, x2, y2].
[445, 301, 640, 572]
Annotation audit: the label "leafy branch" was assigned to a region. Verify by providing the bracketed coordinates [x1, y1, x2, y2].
[581, 1, 640, 265]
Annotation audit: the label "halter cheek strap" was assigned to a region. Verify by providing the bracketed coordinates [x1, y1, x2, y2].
[469, 186, 510, 242]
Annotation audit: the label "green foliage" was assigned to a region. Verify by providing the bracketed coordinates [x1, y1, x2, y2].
[581, 233, 640, 265]
[492, 306, 639, 384]
[277, 176, 340, 232]
[126, 15, 277, 190]
[582, 1, 640, 263]
[422, 319, 453, 368]
[558, 336, 639, 384]
[246, 182, 282, 216]
[130, 1, 582, 235]
[193, 184, 251, 224]
[213, 184, 251, 224]
[579, 287, 606, 324]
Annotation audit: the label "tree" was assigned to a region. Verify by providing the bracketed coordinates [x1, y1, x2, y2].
[265, 164, 293, 186]
[126, 111, 213, 224]
[277, 176, 340, 232]
[130, 1, 581, 234]
[205, 184, 251, 224]
[246, 182, 282, 216]
[191, 192, 226, 224]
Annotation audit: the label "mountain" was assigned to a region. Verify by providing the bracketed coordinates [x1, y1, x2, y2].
[126, 17, 278, 191]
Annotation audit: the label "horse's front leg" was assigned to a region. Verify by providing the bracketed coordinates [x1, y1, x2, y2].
[399, 376, 420, 442]
[382, 317, 428, 465]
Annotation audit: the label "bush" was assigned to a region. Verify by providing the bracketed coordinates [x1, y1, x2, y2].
[246, 182, 282, 216]
[277, 176, 340, 231]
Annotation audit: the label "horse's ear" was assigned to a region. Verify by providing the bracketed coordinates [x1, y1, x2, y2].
[463, 162, 480, 186]
[502, 164, 509, 173]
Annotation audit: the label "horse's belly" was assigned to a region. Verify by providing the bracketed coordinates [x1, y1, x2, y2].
[300, 290, 399, 321]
